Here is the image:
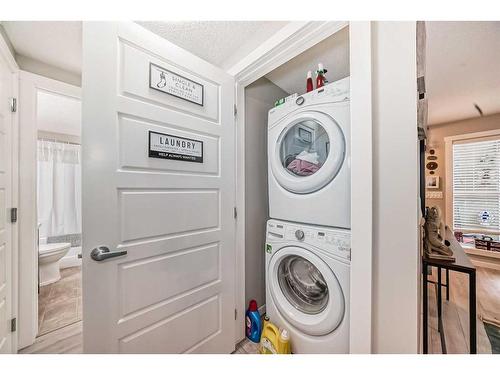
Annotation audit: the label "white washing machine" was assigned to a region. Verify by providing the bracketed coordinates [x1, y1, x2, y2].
[268, 77, 350, 228]
[265, 219, 350, 353]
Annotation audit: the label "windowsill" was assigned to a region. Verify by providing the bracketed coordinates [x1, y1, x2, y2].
[461, 244, 500, 260]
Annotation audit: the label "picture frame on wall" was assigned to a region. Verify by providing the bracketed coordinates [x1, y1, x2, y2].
[426, 175, 440, 189]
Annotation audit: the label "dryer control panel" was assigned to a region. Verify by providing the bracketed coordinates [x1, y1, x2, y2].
[267, 219, 351, 260]
[268, 77, 350, 125]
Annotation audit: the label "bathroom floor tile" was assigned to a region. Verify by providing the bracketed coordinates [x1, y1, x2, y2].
[37, 266, 82, 337]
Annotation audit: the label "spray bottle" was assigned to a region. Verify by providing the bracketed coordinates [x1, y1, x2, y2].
[316, 63, 328, 89]
[306, 71, 314, 93]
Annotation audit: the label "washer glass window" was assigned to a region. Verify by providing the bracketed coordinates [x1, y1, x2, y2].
[277, 255, 329, 314]
[280, 120, 330, 177]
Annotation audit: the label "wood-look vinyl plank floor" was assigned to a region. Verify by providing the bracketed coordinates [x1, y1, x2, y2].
[22, 264, 498, 354]
[426, 267, 495, 354]
[19, 321, 83, 354]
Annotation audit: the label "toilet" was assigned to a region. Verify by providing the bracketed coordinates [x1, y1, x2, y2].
[38, 242, 71, 286]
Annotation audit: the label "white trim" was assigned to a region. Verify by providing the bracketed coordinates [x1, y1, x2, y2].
[230, 21, 348, 85]
[232, 21, 373, 352]
[234, 80, 246, 343]
[348, 21, 373, 354]
[17, 70, 81, 349]
[444, 128, 500, 229]
[0, 31, 20, 353]
[0, 32, 19, 71]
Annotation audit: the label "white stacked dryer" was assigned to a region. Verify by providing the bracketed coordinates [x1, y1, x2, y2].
[267, 77, 350, 229]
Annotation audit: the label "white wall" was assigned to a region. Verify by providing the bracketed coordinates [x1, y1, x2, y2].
[244, 77, 287, 310]
[371, 21, 419, 353]
[15, 54, 81, 87]
[37, 89, 81, 136]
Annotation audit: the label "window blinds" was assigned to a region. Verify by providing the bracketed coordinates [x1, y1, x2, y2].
[453, 139, 500, 234]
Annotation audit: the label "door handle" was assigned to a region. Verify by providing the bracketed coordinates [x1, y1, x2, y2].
[90, 246, 127, 261]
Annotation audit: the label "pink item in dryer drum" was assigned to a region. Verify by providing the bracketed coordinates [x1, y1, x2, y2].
[286, 159, 321, 176]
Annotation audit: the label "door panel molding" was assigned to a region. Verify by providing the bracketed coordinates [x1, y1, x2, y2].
[82, 21, 235, 353]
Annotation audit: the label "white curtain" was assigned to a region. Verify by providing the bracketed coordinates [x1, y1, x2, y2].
[37, 140, 81, 239]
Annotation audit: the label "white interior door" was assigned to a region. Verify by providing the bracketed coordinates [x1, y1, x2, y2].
[82, 22, 236, 353]
[0, 47, 14, 354]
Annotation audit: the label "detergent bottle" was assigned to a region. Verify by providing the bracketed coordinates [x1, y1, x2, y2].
[263, 314, 270, 330]
[277, 329, 291, 354]
[245, 300, 262, 343]
[259, 322, 280, 354]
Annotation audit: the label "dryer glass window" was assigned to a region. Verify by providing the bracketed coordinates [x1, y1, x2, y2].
[280, 120, 329, 177]
[277, 255, 329, 314]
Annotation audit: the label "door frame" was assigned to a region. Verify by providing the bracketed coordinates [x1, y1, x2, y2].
[0, 31, 19, 353]
[17, 71, 81, 349]
[230, 21, 373, 353]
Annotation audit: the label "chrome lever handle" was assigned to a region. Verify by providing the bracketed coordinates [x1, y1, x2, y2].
[90, 246, 127, 261]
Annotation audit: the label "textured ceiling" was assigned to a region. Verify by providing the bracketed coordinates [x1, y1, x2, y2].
[137, 21, 288, 70]
[2, 21, 82, 74]
[426, 21, 500, 125]
[2, 21, 288, 74]
[265, 26, 349, 95]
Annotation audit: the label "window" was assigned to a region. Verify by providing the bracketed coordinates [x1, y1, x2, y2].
[452, 138, 500, 236]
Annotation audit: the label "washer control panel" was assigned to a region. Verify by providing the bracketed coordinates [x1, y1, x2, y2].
[267, 220, 351, 260]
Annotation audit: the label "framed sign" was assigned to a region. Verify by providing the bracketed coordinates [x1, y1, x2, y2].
[148, 131, 203, 163]
[149, 63, 204, 106]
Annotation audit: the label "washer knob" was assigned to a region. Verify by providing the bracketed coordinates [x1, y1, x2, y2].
[295, 230, 305, 241]
[295, 96, 305, 105]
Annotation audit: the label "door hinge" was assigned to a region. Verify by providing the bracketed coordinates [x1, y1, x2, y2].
[10, 98, 17, 113]
[234, 309, 237, 320]
[10, 207, 17, 223]
[417, 76, 426, 100]
[234, 104, 237, 117]
[10, 318, 16, 332]
[233, 206, 237, 219]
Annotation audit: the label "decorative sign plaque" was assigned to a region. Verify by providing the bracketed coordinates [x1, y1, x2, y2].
[149, 63, 204, 106]
[148, 131, 203, 163]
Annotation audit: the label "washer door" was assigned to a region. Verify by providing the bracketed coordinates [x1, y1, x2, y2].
[268, 246, 345, 336]
[271, 110, 345, 194]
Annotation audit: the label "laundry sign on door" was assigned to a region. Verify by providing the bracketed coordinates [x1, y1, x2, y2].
[149, 131, 204, 163]
[149, 63, 204, 106]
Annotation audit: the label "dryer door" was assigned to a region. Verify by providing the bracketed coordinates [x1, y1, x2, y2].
[271, 110, 346, 194]
[268, 246, 345, 336]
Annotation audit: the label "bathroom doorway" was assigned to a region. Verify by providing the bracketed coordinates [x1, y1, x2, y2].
[36, 81, 82, 336]
[17, 71, 82, 348]
[37, 132, 82, 335]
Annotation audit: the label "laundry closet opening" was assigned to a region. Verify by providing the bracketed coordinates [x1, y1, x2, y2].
[241, 26, 350, 353]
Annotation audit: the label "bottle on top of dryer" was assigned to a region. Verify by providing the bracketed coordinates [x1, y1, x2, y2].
[316, 63, 328, 88]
